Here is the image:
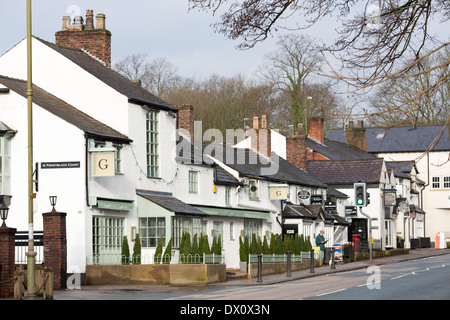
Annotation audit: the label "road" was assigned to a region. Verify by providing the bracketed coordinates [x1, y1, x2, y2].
[54, 253, 450, 300]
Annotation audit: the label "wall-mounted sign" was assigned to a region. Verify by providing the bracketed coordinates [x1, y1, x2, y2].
[269, 185, 288, 200]
[92, 152, 115, 177]
[297, 189, 310, 200]
[345, 206, 357, 216]
[324, 201, 336, 212]
[310, 194, 324, 205]
[41, 162, 80, 169]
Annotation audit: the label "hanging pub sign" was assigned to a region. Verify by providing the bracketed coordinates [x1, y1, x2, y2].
[92, 152, 115, 177]
[383, 189, 397, 206]
[310, 194, 324, 205]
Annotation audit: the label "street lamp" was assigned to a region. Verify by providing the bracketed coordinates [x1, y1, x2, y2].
[49, 196, 57, 212]
[0, 203, 10, 227]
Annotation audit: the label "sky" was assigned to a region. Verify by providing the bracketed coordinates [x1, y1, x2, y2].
[0, 1, 448, 85]
[0, 0, 338, 81]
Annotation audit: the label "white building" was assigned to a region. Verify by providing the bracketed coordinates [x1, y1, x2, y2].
[0, 10, 333, 277]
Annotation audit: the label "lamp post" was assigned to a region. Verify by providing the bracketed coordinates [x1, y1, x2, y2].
[26, 0, 37, 297]
[0, 203, 9, 227]
[49, 196, 57, 212]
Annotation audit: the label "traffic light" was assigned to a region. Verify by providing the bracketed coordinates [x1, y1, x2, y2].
[354, 182, 367, 207]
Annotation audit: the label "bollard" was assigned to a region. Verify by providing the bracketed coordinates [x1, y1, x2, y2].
[257, 254, 263, 282]
[331, 247, 336, 269]
[286, 251, 292, 277]
[310, 249, 315, 273]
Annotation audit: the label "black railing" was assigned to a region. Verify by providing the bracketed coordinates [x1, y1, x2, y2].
[15, 231, 44, 264]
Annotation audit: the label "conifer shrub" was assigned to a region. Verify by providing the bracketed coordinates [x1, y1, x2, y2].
[154, 235, 164, 264]
[162, 236, 173, 264]
[121, 236, 130, 264]
[132, 234, 141, 264]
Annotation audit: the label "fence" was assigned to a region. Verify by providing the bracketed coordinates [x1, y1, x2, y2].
[248, 252, 310, 263]
[87, 253, 225, 265]
[15, 231, 44, 265]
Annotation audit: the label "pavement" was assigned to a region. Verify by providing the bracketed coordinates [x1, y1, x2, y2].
[45, 247, 450, 300]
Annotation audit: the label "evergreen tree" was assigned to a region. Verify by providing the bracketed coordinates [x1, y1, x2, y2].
[132, 234, 142, 264]
[239, 236, 247, 262]
[250, 234, 258, 255]
[192, 234, 199, 258]
[269, 234, 276, 254]
[154, 235, 163, 264]
[163, 236, 173, 264]
[262, 235, 270, 254]
[121, 236, 130, 264]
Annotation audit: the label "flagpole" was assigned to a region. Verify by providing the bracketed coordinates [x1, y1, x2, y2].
[26, 0, 36, 297]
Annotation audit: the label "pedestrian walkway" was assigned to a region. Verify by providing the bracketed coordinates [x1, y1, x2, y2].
[214, 247, 450, 286]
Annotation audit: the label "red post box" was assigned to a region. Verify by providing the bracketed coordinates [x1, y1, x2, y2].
[352, 234, 361, 252]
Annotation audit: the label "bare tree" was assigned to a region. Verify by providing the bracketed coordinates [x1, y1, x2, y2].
[114, 54, 180, 97]
[188, 0, 450, 121]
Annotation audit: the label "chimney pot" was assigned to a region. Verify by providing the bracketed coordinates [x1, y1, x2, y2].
[253, 116, 259, 130]
[85, 10, 94, 30]
[261, 115, 267, 129]
[96, 13, 106, 29]
[62, 16, 71, 30]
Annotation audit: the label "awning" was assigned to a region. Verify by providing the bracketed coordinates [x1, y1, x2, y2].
[136, 189, 208, 217]
[193, 205, 271, 220]
[90, 196, 134, 211]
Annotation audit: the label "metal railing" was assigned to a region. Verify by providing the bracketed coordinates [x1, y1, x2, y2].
[15, 231, 44, 264]
[248, 252, 309, 263]
[86, 253, 225, 265]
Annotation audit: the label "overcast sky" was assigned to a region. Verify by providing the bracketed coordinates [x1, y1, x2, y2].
[0, 0, 342, 81]
[1, 1, 447, 84]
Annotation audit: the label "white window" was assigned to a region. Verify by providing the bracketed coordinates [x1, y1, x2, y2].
[0, 136, 11, 195]
[139, 217, 166, 247]
[114, 144, 123, 174]
[230, 222, 235, 241]
[225, 186, 231, 206]
[432, 176, 441, 189]
[146, 110, 159, 178]
[189, 171, 198, 194]
[443, 176, 450, 189]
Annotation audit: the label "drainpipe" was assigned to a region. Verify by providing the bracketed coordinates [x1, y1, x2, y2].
[85, 135, 90, 207]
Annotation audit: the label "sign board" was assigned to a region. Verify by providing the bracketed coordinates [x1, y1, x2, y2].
[310, 194, 324, 205]
[333, 244, 342, 261]
[269, 185, 288, 200]
[345, 206, 357, 217]
[41, 161, 80, 169]
[297, 189, 310, 200]
[324, 201, 336, 212]
[92, 152, 115, 177]
[384, 190, 397, 206]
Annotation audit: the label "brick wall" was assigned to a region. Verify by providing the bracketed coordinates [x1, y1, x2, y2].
[174, 105, 194, 140]
[286, 134, 308, 171]
[309, 117, 324, 144]
[55, 11, 111, 67]
[346, 120, 367, 151]
[43, 211, 67, 290]
[0, 227, 17, 298]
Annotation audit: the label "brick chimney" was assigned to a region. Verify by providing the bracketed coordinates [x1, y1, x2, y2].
[286, 127, 308, 171]
[309, 117, 324, 144]
[175, 105, 194, 140]
[346, 120, 367, 151]
[55, 10, 112, 67]
[250, 115, 271, 158]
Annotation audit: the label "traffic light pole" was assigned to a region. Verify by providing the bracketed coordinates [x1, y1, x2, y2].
[359, 207, 372, 265]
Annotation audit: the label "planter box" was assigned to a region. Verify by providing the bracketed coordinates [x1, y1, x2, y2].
[86, 263, 226, 286]
[247, 259, 315, 278]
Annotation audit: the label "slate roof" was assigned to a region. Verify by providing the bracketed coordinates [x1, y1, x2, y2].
[36, 37, 177, 113]
[283, 203, 335, 221]
[326, 125, 450, 153]
[204, 144, 327, 188]
[307, 138, 378, 160]
[0, 75, 131, 143]
[136, 189, 208, 217]
[214, 166, 242, 186]
[306, 158, 385, 185]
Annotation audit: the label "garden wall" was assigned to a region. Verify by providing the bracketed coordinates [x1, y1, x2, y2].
[85, 264, 226, 286]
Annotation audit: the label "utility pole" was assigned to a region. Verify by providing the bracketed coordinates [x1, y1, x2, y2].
[26, 0, 36, 297]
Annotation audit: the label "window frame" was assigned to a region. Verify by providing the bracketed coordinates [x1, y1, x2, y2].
[146, 110, 159, 178]
[189, 170, 199, 194]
